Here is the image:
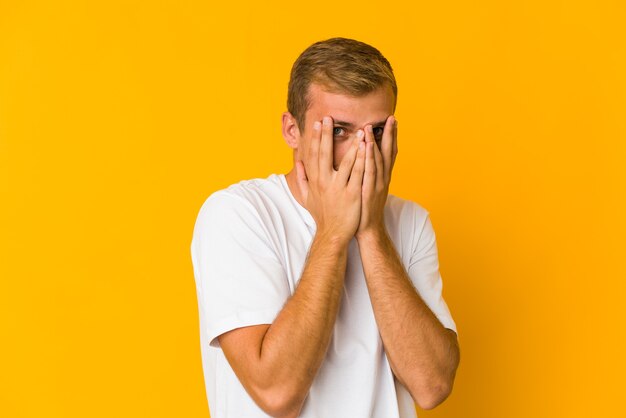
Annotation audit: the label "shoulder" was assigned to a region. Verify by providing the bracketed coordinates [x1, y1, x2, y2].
[384, 194, 436, 257]
[385, 193, 430, 227]
[192, 174, 285, 237]
[196, 174, 282, 218]
[219, 174, 283, 203]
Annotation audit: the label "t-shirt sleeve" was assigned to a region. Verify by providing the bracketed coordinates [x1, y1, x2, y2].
[406, 205, 458, 338]
[190, 191, 291, 348]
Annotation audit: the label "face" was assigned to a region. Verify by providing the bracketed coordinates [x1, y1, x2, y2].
[293, 82, 395, 170]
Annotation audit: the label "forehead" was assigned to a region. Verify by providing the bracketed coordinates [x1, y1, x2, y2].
[306, 82, 394, 125]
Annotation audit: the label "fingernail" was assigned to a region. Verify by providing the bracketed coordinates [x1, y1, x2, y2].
[366, 125, 373, 133]
[357, 130, 364, 138]
[323, 116, 331, 126]
[313, 121, 321, 130]
[389, 115, 395, 124]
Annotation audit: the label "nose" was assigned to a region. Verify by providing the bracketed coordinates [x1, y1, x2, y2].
[349, 128, 366, 141]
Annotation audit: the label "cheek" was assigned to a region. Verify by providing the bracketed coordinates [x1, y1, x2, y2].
[333, 142, 353, 167]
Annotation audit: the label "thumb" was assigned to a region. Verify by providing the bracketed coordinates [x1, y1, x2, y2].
[295, 160, 309, 203]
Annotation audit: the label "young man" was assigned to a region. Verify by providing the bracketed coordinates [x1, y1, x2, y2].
[190, 37, 460, 418]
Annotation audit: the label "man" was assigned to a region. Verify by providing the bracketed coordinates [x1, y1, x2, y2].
[190, 37, 460, 418]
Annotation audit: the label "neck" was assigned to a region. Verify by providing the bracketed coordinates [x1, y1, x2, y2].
[284, 167, 306, 209]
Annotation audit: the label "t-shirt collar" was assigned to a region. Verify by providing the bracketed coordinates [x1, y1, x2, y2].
[278, 173, 316, 230]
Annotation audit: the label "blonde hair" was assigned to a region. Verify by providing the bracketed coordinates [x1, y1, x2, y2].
[287, 37, 398, 133]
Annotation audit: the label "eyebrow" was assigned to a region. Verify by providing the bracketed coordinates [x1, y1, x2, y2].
[333, 119, 388, 129]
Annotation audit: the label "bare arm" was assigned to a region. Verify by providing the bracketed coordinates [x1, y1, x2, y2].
[356, 229, 460, 410]
[218, 116, 367, 417]
[355, 117, 459, 409]
[219, 232, 349, 417]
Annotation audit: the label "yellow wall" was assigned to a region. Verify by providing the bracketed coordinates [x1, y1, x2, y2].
[1, 1, 624, 417]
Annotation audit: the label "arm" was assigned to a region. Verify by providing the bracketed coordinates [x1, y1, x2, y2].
[219, 232, 349, 418]
[355, 117, 459, 409]
[218, 116, 367, 417]
[356, 228, 460, 410]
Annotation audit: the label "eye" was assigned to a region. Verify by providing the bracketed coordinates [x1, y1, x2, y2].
[373, 127, 385, 138]
[333, 127, 346, 137]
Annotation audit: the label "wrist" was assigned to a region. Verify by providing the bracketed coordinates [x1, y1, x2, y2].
[355, 224, 388, 244]
[314, 229, 352, 249]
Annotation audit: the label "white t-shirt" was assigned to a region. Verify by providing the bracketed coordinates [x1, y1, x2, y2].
[190, 173, 458, 418]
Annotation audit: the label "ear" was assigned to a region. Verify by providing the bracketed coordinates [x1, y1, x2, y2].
[281, 111, 301, 150]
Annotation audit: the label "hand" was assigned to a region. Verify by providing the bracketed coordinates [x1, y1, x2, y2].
[355, 115, 398, 240]
[295, 116, 367, 244]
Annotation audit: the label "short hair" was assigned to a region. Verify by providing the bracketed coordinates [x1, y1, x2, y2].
[287, 37, 398, 134]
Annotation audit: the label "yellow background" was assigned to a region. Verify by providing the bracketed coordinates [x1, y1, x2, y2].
[1, 1, 625, 417]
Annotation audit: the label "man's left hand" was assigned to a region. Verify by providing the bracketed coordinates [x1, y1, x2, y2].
[355, 115, 398, 240]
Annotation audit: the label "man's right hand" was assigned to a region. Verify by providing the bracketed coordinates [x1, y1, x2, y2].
[295, 115, 366, 244]
[217, 116, 364, 417]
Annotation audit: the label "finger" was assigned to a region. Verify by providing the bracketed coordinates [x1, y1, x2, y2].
[364, 124, 375, 143]
[319, 116, 333, 181]
[348, 138, 366, 192]
[295, 159, 309, 202]
[381, 115, 394, 185]
[307, 120, 321, 183]
[363, 141, 376, 196]
[373, 137, 384, 187]
[363, 125, 377, 192]
[337, 129, 364, 185]
[390, 118, 398, 174]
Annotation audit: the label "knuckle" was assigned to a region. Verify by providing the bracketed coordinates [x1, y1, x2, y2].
[322, 118, 332, 132]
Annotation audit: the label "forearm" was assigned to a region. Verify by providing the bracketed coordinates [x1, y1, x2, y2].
[259, 231, 349, 415]
[357, 229, 459, 409]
